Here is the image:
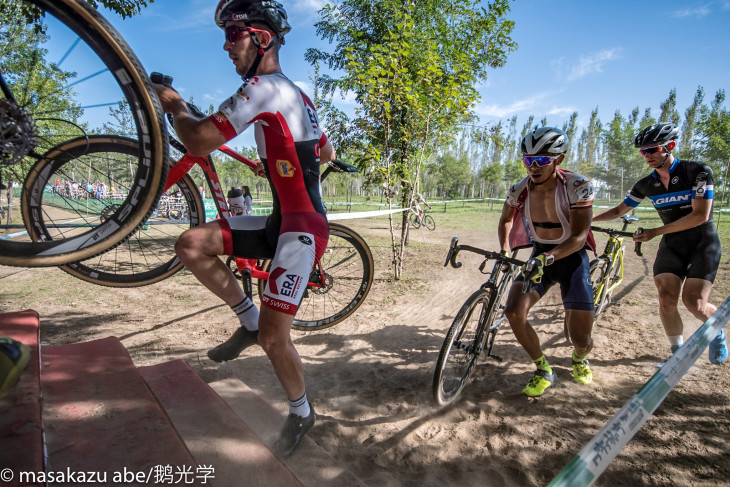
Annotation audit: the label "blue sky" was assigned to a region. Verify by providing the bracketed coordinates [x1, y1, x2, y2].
[96, 0, 730, 147]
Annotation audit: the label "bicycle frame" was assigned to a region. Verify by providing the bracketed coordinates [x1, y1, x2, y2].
[164, 139, 337, 295]
[590, 215, 639, 311]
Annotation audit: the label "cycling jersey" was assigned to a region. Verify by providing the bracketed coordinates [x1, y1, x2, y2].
[624, 159, 721, 281]
[506, 169, 596, 252]
[623, 159, 714, 224]
[209, 73, 330, 315]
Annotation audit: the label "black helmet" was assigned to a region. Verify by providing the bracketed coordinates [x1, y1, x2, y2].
[215, 0, 291, 39]
[634, 122, 679, 149]
[227, 187, 243, 199]
[521, 127, 569, 156]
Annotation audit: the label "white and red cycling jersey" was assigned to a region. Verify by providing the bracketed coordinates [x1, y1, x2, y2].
[209, 73, 329, 315]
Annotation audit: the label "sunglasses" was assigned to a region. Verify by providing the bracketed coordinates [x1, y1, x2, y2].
[639, 145, 664, 155]
[523, 155, 557, 167]
[224, 25, 267, 43]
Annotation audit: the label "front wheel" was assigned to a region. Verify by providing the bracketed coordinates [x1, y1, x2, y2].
[589, 258, 610, 318]
[257, 222, 374, 331]
[433, 288, 495, 406]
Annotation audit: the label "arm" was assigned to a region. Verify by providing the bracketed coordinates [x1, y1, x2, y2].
[319, 140, 336, 165]
[154, 84, 226, 156]
[497, 201, 514, 253]
[634, 198, 712, 242]
[593, 202, 632, 222]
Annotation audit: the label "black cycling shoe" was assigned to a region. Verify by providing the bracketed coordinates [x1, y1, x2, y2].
[207, 327, 259, 362]
[274, 403, 316, 456]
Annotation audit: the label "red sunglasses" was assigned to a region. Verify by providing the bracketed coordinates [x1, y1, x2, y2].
[639, 145, 664, 156]
[224, 25, 268, 43]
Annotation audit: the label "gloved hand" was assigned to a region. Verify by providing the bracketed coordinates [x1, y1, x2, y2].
[499, 250, 511, 272]
[522, 254, 547, 285]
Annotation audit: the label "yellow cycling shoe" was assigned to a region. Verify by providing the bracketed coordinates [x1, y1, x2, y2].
[522, 369, 556, 397]
[572, 358, 593, 384]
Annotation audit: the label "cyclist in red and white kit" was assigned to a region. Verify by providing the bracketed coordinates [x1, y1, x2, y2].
[153, 0, 335, 455]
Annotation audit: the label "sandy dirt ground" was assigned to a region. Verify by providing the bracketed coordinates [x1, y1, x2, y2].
[2, 213, 729, 487]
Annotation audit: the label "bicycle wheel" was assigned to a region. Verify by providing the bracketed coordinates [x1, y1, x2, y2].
[0, 0, 168, 266]
[257, 222, 374, 331]
[604, 248, 623, 306]
[409, 213, 421, 229]
[433, 288, 495, 406]
[589, 258, 610, 318]
[31, 137, 204, 287]
[423, 214, 435, 231]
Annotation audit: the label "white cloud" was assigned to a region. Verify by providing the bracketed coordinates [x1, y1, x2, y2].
[477, 91, 563, 118]
[293, 80, 313, 93]
[671, 4, 712, 17]
[560, 48, 622, 82]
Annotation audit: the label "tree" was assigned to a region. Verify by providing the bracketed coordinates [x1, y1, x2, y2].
[659, 88, 680, 125]
[561, 111, 578, 171]
[678, 86, 705, 160]
[306, 0, 516, 278]
[696, 89, 730, 213]
[577, 107, 602, 178]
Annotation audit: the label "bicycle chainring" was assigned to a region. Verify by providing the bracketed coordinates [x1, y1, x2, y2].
[0, 99, 37, 166]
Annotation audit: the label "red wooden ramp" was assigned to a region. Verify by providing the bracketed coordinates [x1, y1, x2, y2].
[0, 309, 43, 487]
[139, 359, 302, 487]
[210, 378, 371, 487]
[41, 336, 204, 486]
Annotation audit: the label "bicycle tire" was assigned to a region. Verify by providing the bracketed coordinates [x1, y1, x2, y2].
[589, 258, 610, 318]
[604, 248, 624, 306]
[433, 288, 495, 406]
[37, 137, 204, 287]
[0, 0, 168, 266]
[409, 213, 421, 229]
[257, 222, 374, 331]
[423, 214, 435, 231]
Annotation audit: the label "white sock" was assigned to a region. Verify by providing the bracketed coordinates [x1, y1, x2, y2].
[289, 393, 310, 417]
[668, 335, 684, 347]
[231, 298, 259, 331]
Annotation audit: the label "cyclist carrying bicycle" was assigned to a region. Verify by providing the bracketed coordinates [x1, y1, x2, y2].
[153, 0, 336, 455]
[497, 127, 596, 397]
[593, 122, 727, 365]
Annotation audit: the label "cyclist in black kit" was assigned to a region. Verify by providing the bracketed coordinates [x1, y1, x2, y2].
[594, 122, 727, 364]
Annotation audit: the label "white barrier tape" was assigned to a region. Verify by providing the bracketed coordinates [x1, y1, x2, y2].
[327, 207, 408, 221]
[548, 296, 730, 487]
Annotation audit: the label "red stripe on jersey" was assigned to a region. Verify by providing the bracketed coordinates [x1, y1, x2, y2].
[319, 133, 328, 148]
[208, 113, 238, 141]
[217, 218, 234, 255]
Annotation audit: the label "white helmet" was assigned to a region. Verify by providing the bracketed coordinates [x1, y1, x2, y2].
[521, 127, 569, 156]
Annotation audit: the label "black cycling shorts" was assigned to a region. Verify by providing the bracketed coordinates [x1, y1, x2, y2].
[654, 222, 721, 282]
[515, 244, 594, 311]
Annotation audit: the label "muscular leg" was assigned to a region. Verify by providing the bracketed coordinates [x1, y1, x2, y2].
[504, 284, 543, 360]
[654, 273, 684, 337]
[257, 306, 306, 401]
[175, 222, 246, 307]
[566, 309, 594, 357]
[681, 278, 716, 322]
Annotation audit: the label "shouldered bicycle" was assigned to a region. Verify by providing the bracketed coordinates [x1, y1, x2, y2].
[432, 238, 526, 405]
[19, 73, 374, 331]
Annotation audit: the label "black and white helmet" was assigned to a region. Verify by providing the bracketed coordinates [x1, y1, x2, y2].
[215, 0, 291, 40]
[634, 122, 679, 149]
[521, 127, 569, 156]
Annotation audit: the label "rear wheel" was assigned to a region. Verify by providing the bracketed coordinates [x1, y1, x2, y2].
[257, 222, 374, 331]
[433, 288, 495, 406]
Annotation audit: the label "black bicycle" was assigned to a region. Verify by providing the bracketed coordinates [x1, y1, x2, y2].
[0, 0, 168, 266]
[433, 238, 526, 406]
